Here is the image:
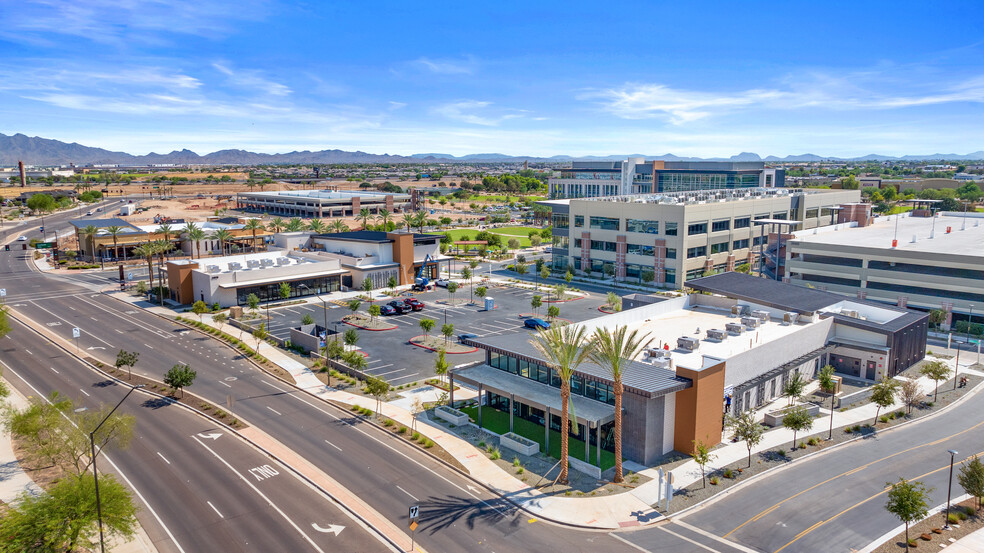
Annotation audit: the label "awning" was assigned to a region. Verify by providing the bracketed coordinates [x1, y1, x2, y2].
[453, 364, 615, 425]
[218, 269, 348, 289]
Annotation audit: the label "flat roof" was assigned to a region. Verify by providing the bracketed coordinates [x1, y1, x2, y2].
[70, 218, 142, 232]
[314, 231, 441, 244]
[789, 213, 984, 257]
[218, 268, 347, 288]
[170, 250, 323, 275]
[236, 189, 409, 200]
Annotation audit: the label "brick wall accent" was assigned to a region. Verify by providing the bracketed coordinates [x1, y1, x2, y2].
[897, 296, 908, 308]
[615, 235, 627, 278]
[385, 195, 394, 211]
[351, 196, 361, 216]
[654, 239, 666, 285]
[857, 290, 867, 300]
[674, 360, 725, 454]
[726, 254, 735, 272]
[837, 203, 873, 227]
[580, 232, 591, 272]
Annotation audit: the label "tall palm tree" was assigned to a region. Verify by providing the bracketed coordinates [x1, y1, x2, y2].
[269, 217, 286, 233]
[156, 222, 174, 245]
[186, 226, 207, 259]
[358, 207, 372, 229]
[154, 239, 174, 284]
[401, 212, 414, 232]
[329, 219, 349, 233]
[307, 219, 326, 234]
[588, 326, 652, 483]
[79, 224, 99, 261]
[243, 219, 266, 252]
[210, 229, 233, 255]
[105, 225, 124, 260]
[529, 325, 594, 485]
[412, 210, 428, 233]
[377, 208, 391, 230]
[132, 242, 158, 289]
[286, 217, 304, 232]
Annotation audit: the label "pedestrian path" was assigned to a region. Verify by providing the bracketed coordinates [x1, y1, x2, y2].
[946, 526, 984, 552]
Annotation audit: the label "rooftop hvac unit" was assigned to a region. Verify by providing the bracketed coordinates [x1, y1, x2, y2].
[246, 259, 261, 269]
[706, 328, 727, 341]
[783, 312, 798, 324]
[741, 316, 761, 328]
[677, 336, 700, 351]
[260, 259, 274, 267]
[725, 322, 744, 335]
[842, 310, 859, 319]
[731, 304, 749, 317]
[751, 310, 771, 322]
[228, 262, 242, 271]
[650, 356, 671, 369]
[205, 265, 220, 274]
[276, 257, 291, 266]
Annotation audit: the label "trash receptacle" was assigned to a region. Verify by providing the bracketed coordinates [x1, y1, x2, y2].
[484, 297, 494, 311]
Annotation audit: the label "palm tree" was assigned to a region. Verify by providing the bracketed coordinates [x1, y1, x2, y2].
[269, 217, 286, 233]
[529, 325, 594, 485]
[358, 208, 372, 229]
[186, 225, 206, 259]
[154, 239, 174, 285]
[307, 219, 326, 234]
[132, 242, 159, 289]
[105, 225, 124, 260]
[156, 222, 174, 249]
[210, 229, 233, 255]
[243, 219, 266, 252]
[286, 217, 304, 232]
[412, 210, 428, 233]
[401, 212, 415, 232]
[588, 326, 652, 483]
[329, 219, 349, 233]
[79, 224, 99, 261]
[377, 208, 391, 230]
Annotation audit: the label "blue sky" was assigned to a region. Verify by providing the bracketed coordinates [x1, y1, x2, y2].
[2, 0, 983, 158]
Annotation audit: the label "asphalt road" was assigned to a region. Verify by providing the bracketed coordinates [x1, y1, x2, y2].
[0, 320, 390, 553]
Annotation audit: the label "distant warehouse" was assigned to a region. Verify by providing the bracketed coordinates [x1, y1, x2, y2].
[235, 190, 412, 218]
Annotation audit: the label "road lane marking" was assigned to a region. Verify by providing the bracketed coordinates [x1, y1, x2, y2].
[143, 343, 154, 349]
[323, 440, 342, 452]
[608, 533, 653, 553]
[157, 452, 171, 464]
[207, 501, 224, 518]
[395, 485, 419, 501]
[49, 366, 58, 374]
[267, 406, 283, 416]
[79, 388, 90, 396]
[674, 520, 760, 553]
[219, 381, 232, 388]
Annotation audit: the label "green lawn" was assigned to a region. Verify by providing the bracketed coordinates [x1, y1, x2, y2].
[460, 405, 615, 470]
[442, 226, 544, 248]
[469, 194, 546, 203]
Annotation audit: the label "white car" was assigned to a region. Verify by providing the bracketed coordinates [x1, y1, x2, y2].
[434, 278, 451, 288]
[17, 235, 27, 241]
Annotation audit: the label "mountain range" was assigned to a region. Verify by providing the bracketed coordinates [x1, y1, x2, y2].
[2, 133, 982, 166]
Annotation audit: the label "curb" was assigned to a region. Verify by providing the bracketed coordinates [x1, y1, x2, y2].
[408, 335, 478, 354]
[343, 318, 397, 331]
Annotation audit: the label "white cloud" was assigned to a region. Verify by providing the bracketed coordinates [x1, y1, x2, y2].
[213, 63, 291, 96]
[431, 100, 524, 126]
[411, 57, 476, 75]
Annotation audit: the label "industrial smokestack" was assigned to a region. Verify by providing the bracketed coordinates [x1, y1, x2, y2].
[18, 161, 26, 187]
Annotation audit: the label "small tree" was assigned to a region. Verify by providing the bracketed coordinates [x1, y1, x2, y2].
[325, 338, 344, 360]
[899, 378, 922, 415]
[781, 405, 814, 449]
[279, 281, 291, 302]
[606, 291, 621, 312]
[368, 304, 381, 325]
[191, 300, 209, 323]
[347, 299, 362, 316]
[388, 275, 398, 293]
[410, 397, 424, 432]
[870, 377, 900, 425]
[362, 277, 374, 300]
[547, 304, 560, 321]
[530, 235, 542, 248]
[461, 267, 472, 303]
[247, 293, 260, 316]
[782, 372, 806, 407]
[419, 318, 436, 337]
[115, 349, 139, 380]
[540, 266, 550, 285]
[514, 262, 528, 278]
[531, 295, 542, 317]
[727, 410, 764, 468]
[434, 348, 449, 385]
[301, 313, 315, 326]
[507, 238, 520, 250]
[447, 281, 459, 303]
[928, 309, 946, 330]
[641, 269, 655, 286]
[920, 360, 951, 402]
[691, 439, 714, 489]
[476, 286, 487, 300]
[554, 283, 567, 302]
[343, 349, 368, 372]
[163, 363, 197, 398]
[885, 478, 931, 552]
[958, 455, 984, 510]
[344, 328, 359, 348]
[564, 270, 573, 285]
[252, 323, 268, 353]
[441, 323, 454, 345]
[817, 364, 836, 438]
[364, 375, 390, 415]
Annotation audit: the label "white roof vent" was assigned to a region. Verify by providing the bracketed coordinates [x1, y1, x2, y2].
[276, 257, 291, 266]
[246, 259, 260, 269]
[228, 262, 242, 271]
[205, 265, 220, 274]
[260, 259, 275, 267]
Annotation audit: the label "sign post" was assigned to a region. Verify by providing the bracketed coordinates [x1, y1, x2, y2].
[72, 327, 81, 353]
[408, 504, 419, 551]
[0, 288, 6, 305]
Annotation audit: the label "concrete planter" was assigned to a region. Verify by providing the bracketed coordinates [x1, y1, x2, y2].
[500, 432, 539, 456]
[567, 456, 602, 479]
[434, 405, 469, 425]
[763, 403, 820, 427]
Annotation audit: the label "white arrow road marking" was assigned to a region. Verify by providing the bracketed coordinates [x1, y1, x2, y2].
[311, 523, 345, 536]
[86, 346, 106, 350]
[467, 485, 479, 493]
[196, 432, 222, 440]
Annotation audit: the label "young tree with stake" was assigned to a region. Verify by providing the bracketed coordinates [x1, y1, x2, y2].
[727, 410, 764, 467]
[115, 350, 139, 380]
[885, 478, 931, 552]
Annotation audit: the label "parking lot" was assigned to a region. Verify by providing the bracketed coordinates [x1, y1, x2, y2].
[250, 281, 608, 388]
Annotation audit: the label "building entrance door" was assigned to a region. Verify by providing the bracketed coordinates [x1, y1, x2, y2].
[865, 361, 877, 381]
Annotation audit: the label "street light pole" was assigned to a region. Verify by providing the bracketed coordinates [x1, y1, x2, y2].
[944, 449, 958, 530]
[91, 383, 145, 553]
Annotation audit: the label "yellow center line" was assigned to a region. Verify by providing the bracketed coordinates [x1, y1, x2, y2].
[771, 450, 984, 553]
[723, 419, 984, 538]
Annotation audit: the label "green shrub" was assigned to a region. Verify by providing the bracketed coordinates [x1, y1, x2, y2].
[723, 468, 734, 479]
[948, 513, 960, 524]
[489, 447, 501, 460]
[396, 427, 407, 434]
[478, 441, 486, 448]
[709, 476, 719, 485]
[879, 415, 889, 424]
[957, 510, 968, 521]
[513, 457, 521, 467]
[852, 425, 862, 432]
[777, 449, 786, 458]
[798, 442, 807, 449]
[516, 466, 524, 474]
[424, 439, 435, 449]
[807, 437, 818, 446]
[383, 418, 394, 427]
[411, 431, 421, 441]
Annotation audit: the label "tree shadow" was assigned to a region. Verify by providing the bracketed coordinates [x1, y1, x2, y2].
[92, 379, 117, 388]
[140, 397, 175, 410]
[417, 493, 520, 534]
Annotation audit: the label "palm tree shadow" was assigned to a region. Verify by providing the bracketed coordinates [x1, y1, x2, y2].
[417, 494, 520, 534]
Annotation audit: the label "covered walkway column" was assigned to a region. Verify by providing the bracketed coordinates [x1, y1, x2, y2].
[544, 406, 550, 451]
[477, 384, 483, 428]
[509, 394, 514, 433]
[449, 373, 455, 407]
[596, 424, 601, 467]
[585, 421, 590, 463]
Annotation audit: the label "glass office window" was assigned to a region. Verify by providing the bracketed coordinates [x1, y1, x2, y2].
[733, 238, 750, 250]
[589, 216, 620, 231]
[734, 217, 751, 229]
[687, 246, 707, 258]
[552, 213, 569, 229]
[664, 268, 676, 284]
[552, 235, 569, 249]
[626, 219, 659, 234]
[688, 222, 707, 235]
[665, 222, 678, 236]
[574, 238, 582, 248]
[710, 241, 729, 254]
[627, 244, 655, 256]
[773, 211, 788, 220]
[711, 220, 730, 232]
[666, 248, 677, 259]
[805, 208, 819, 219]
[574, 215, 584, 227]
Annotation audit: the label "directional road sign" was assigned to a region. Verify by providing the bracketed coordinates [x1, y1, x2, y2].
[409, 505, 419, 521]
[0, 289, 6, 298]
[72, 327, 81, 339]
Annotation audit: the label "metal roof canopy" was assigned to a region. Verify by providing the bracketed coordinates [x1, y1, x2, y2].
[753, 219, 803, 226]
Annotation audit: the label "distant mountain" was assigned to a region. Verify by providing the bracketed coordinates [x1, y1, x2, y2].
[2, 133, 982, 166]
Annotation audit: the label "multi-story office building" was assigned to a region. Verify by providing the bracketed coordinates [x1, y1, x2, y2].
[548, 158, 785, 198]
[235, 190, 412, 218]
[543, 187, 861, 288]
[786, 212, 984, 328]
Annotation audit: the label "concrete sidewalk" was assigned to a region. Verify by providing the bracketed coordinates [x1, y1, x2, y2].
[946, 526, 984, 552]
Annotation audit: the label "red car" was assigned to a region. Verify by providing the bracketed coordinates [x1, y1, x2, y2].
[403, 298, 425, 311]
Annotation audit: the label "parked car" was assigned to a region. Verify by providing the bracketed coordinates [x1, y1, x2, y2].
[524, 318, 550, 330]
[457, 333, 479, 342]
[387, 300, 411, 314]
[434, 278, 451, 288]
[380, 305, 398, 316]
[403, 298, 425, 311]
